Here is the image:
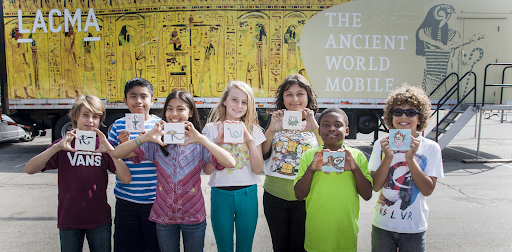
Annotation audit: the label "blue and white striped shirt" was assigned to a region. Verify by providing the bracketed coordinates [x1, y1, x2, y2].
[108, 114, 161, 204]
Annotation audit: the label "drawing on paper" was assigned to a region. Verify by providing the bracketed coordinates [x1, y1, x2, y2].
[224, 122, 245, 144]
[75, 130, 96, 151]
[322, 151, 345, 172]
[164, 123, 185, 144]
[389, 129, 411, 151]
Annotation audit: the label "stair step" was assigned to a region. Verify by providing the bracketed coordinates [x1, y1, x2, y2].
[443, 119, 455, 124]
[432, 128, 447, 133]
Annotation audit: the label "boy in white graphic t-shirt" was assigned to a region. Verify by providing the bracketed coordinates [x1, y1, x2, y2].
[369, 84, 444, 252]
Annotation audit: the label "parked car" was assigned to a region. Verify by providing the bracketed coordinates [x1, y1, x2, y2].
[1, 114, 34, 143]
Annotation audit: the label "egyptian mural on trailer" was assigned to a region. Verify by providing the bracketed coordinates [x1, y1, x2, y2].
[3, 0, 348, 101]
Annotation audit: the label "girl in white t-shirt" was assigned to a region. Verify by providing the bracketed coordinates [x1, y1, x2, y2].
[202, 81, 266, 252]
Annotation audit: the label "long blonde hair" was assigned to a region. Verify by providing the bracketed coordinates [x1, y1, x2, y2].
[207, 81, 259, 136]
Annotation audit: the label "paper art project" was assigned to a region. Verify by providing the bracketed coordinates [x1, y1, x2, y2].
[125, 113, 145, 132]
[389, 129, 411, 151]
[224, 122, 245, 144]
[283, 111, 302, 130]
[322, 151, 345, 172]
[75, 130, 96, 151]
[164, 123, 185, 144]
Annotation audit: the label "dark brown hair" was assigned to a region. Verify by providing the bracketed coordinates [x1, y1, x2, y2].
[273, 74, 318, 113]
[158, 90, 201, 155]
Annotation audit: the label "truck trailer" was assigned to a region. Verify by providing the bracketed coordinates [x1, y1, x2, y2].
[1, 0, 511, 144]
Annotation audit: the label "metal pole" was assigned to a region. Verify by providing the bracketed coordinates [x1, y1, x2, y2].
[474, 106, 478, 138]
[501, 110, 504, 123]
[476, 108, 483, 160]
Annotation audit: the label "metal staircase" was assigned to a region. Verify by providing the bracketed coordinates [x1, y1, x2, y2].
[425, 71, 478, 150]
[426, 63, 512, 151]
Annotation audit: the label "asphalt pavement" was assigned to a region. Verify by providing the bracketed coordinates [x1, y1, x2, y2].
[0, 114, 511, 252]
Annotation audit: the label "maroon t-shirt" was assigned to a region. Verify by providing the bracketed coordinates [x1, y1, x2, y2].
[43, 138, 116, 229]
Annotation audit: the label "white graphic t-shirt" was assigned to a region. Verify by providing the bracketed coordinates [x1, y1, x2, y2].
[369, 136, 444, 233]
[202, 122, 266, 187]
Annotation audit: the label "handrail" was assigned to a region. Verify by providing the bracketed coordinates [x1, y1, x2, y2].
[500, 66, 512, 104]
[430, 71, 476, 142]
[429, 72, 460, 99]
[482, 63, 512, 106]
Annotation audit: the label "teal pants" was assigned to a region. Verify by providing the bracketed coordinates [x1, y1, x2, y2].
[211, 185, 258, 252]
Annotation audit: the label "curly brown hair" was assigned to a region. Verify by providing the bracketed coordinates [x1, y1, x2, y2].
[383, 84, 431, 132]
[271, 74, 318, 113]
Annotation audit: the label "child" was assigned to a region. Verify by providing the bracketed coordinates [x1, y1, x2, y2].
[24, 95, 132, 252]
[261, 74, 322, 251]
[294, 108, 373, 252]
[110, 90, 236, 252]
[369, 84, 444, 252]
[108, 77, 161, 252]
[202, 81, 266, 252]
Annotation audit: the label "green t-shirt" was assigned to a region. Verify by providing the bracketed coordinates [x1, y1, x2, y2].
[294, 145, 372, 252]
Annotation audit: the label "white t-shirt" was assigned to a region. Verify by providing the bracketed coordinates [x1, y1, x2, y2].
[369, 135, 444, 233]
[202, 122, 266, 187]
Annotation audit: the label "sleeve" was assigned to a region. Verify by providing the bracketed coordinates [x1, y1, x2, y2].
[130, 142, 154, 164]
[42, 139, 63, 172]
[201, 136, 215, 164]
[294, 148, 315, 186]
[105, 152, 117, 174]
[253, 126, 267, 146]
[368, 139, 383, 172]
[421, 140, 444, 179]
[351, 148, 373, 186]
[108, 119, 122, 147]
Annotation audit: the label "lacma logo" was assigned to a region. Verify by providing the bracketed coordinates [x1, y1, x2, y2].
[17, 8, 101, 43]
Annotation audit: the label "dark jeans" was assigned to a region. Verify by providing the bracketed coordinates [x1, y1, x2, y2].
[114, 198, 160, 252]
[263, 191, 306, 252]
[371, 225, 426, 252]
[156, 220, 207, 252]
[59, 222, 111, 252]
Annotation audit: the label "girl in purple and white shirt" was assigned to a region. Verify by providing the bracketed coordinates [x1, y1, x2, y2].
[112, 91, 236, 252]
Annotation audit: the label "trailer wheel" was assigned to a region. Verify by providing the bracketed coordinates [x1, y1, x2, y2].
[53, 115, 72, 142]
[101, 113, 125, 136]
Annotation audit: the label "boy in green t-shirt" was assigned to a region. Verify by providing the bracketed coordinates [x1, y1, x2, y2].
[294, 108, 373, 252]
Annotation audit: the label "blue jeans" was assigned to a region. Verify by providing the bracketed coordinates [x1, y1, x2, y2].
[156, 220, 207, 252]
[371, 225, 426, 252]
[113, 198, 160, 252]
[59, 222, 111, 252]
[263, 191, 306, 252]
[211, 185, 258, 252]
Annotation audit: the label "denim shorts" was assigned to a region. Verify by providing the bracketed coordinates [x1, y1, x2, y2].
[371, 225, 426, 252]
[156, 220, 207, 252]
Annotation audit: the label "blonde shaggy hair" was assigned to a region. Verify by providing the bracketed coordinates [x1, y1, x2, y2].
[207, 81, 260, 136]
[383, 84, 431, 132]
[69, 95, 106, 128]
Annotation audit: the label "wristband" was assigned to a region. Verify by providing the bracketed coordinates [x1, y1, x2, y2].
[135, 136, 141, 147]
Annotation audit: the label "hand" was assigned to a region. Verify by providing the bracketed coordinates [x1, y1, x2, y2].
[119, 130, 130, 144]
[380, 136, 394, 160]
[94, 129, 114, 153]
[141, 120, 165, 146]
[268, 109, 284, 133]
[242, 122, 254, 143]
[215, 122, 225, 145]
[182, 121, 203, 145]
[302, 108, 318, 132]
[343, 149, 359, 172]
[405, 136, 420, 160]
[57, 129, 77, 152]
[308, 150, 325, 172]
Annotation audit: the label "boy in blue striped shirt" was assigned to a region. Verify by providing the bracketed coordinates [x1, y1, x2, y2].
[108, 77, 161, 252]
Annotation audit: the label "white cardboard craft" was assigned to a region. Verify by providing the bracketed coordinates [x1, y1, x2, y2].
[125, 113, 145, 132]
[164, 123, 185, 144]
[224, 122, 245, 144]
[322, 151, 346, 172]
[75, 130, 97, 151]
[283, 111, 302, 130]
[389, 129, 411, 151]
